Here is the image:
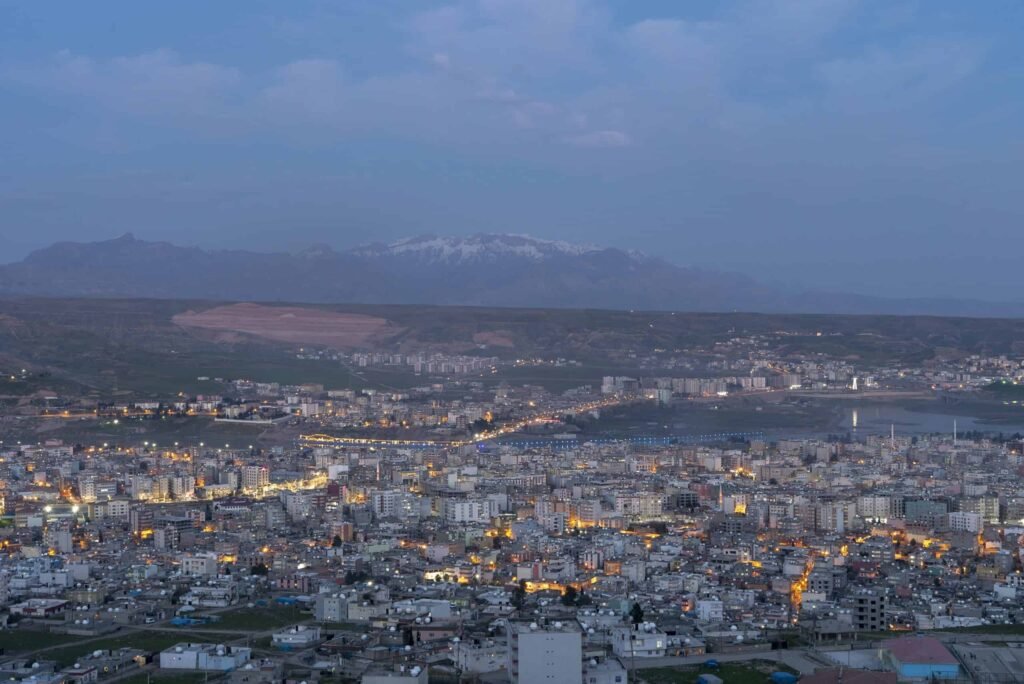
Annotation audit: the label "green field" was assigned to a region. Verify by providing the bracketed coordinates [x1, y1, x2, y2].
[0, 630, 81, 654]
[5, 297, 1024, 404]
[984, 380, 1024, 398]
[120, 673, 216, 684]
[44, 631, 233, 667]
[208, 605, 308, 630]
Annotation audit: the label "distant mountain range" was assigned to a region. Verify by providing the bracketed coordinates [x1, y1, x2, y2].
[1, 233, 1021, 317]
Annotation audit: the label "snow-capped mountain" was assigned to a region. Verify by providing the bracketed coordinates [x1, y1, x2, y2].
[2, 233, 1020, 316]
[352, 234, 606, 262]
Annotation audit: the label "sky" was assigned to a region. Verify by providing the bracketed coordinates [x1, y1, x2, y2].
[1, 0, 1022, 299]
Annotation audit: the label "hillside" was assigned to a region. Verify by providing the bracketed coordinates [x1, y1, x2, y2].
[3, 233, 1024, 316]
[3, 297, 1024, 398]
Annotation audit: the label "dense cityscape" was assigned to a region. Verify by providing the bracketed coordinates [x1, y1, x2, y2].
[4, 335, 1024, 684]
[4, 1, 1023, 683]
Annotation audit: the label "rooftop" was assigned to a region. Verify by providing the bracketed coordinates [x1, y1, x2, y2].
[882, 636, 958, 666]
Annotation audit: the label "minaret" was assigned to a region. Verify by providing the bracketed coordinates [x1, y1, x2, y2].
[890, 424, 895, 451]
[953, 420, 958, 447]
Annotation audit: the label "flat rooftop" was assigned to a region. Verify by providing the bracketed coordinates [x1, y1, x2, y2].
[951, 644, 1024, 683]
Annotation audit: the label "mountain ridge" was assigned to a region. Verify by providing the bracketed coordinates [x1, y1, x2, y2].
[2, 233, 1022, 318]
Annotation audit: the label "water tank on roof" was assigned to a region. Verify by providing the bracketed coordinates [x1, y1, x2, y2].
[770, 673, 798, 684]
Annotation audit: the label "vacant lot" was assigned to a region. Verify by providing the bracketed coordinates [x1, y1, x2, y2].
[208, 604, 309, 631]
[173, 303, 399, 349]
[0, 630, 80, 654]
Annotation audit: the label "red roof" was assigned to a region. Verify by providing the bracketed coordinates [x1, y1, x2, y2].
[882, 636, 958, 665]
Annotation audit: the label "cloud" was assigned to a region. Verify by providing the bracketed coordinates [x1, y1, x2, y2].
[564, 129, 630, 148]
[0, 1, 1000, 160]
[816, 38, 986, 112]
[4, 49, 240, 117]
[0, 0, 1019, 300]
[261, 59, 346, 122]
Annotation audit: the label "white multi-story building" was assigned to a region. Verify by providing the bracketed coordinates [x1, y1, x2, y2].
[611, 623, 668, 659]
[78, 476, 97, 503]
[857, 495, 895, 522]
[949, 511, 983, 533]
[696, 599, 724, 622]
[538, 511, 568, 533]
[445, 499, 494, 524]
[314, 593, 348, 622]
[160, 644, 251, 671]
[171, 476, 196, 499]
[507, 621, 581, 684]
[372, 490, 398, 518]
[613, 494, 664, 518]
[816, 502, 857, 533]
[283, 492, 314, 520]
[583, 657, 628, 684]
[454, 638, 507, 674]
[180, 552, 218, 577]
[271, 625, 321, 648]
[106, 499, 130, 520]
[241, 465, 269, 491]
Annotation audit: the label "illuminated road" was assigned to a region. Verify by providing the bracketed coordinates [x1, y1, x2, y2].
[300, 394, 648, 449]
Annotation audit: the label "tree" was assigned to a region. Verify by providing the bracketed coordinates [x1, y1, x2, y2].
[344, 569, 369, 584]
[332, 535, 343, 548]
[250, 562, 269, 576]
[561, 585, 578, 606]
[630, 602, 644, 625]
[511, 580, 527, 609]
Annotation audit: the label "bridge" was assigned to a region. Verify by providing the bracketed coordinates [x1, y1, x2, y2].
[300, 431, 765, 451]
[490, 431, 766, 450]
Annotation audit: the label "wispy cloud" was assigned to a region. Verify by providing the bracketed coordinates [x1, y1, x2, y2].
[4, 49, 240, 116]
[564, 129, 630, 148]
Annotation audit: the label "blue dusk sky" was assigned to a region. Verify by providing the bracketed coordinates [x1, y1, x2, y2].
[1, 0, 1022, 299]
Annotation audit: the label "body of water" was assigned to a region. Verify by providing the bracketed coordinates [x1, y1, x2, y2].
[839, 405, 1024, 436]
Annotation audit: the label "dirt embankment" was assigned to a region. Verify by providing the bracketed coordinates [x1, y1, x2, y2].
[173, 303, 401, 349]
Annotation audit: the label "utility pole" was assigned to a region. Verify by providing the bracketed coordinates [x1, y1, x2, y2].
[629, 622, 637, 684]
